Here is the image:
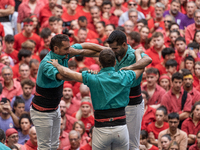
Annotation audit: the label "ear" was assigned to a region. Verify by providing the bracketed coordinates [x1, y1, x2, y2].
[54, 46, 59, 53]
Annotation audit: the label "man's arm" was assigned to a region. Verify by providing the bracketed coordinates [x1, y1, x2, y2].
[0, 6, 14, 17]
[48, 59, 83, 82]
[179, 111, 190, 121]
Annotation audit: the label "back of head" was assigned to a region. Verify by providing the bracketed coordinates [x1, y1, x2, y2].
[0, 129, 5, 142]
[40, 49, 49, 60]
[168, 112, 179, 120]
[107, 30, 127, 45]
[165, 59, 177, 68]
[50, 34, 69, 52]
[162, 48, 175, 59]
[5, 34, 14, 43]
[18, 49, 32, 61]
[157, 106, 168, 116]
[175, 36, 186, 44]
[115, 26, 125, 33]
[99, 49, 115, 68]
[128, 31, 141, 43]
[40, 28, 52, 39]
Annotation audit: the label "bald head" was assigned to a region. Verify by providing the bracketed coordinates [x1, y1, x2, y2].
[79, 84, 90, 97]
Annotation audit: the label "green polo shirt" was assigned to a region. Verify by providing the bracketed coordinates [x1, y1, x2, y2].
[36, 44, 82, 88]
[114, 45, 147, 87]
[82, 67, 136, 110]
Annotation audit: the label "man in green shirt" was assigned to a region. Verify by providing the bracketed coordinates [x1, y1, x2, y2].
[48, 49, 145, 150]
[0, 129, 11, 150]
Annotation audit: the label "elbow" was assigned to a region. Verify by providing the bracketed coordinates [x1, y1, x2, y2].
[147, 57, 152, 65]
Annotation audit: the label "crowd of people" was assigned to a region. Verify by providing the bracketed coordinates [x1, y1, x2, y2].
[0, 0, 200, 149]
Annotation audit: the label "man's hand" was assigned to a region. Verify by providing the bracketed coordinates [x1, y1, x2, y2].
[139, 144, 147, 150]
[0, 102, 4, 112]
[3, 102, 12, 114]
[87, 70, 99, 74]
[135, 48, 144, 54]
[47, 59, 59, 68]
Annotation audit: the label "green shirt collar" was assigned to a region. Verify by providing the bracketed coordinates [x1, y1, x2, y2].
[99, 67, 115, 73]
[50, 51, 66, 59]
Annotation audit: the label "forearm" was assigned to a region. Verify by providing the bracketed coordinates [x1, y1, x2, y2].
[0, 7, 14, 16]
[80, 43, 107, 52]
[149, 139, 158, 147]
[188, 137, 195, 144]
[10, 111, 20, 128]
[17, 23, 21, 33]
[79, 49, 100, 57]
[179, 112, 189, 120]
[127, 56, 152, 70]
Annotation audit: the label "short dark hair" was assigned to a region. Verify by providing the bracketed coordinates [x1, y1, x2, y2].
[165, 59, 177, 68]
[97, 21, 105, 28]
[145, 67, 159, 75]
[40, 28, 52, 39]
[169, 22, 179, 31]
[107, 30, 127, 45]
[175, 36, 186, 44]
[188, 42, 200, 50]
[18, 49, 32, 61]
[40, 49, 49, 60]
[21, 79, 35, 88]
[68, 60, 77, 68]
[82, 0, 90, 6]
[157, 106, 168, 116]
[184, 56, 195, 64]
[140, 130, 148, 139]
[50, 34, 69, 52]
[23, 18, 33, 23]
[115, 26, 125, 33]
[102, 0, 112, 7]
[169, 30, 180, 36]
[0, 129, 5, 142]
[49, 16, 58, 23]
[78, 27, 87, 33]
[29, 59, 39, 68]
[128, 31, 141, 43]
[55, 4, 63, 9]
[5, 34, 14, 43]
[141, 90, 150, 101]
[137, 19, 148, 26]
[19, 113, 32, 126]
[162, 48, 175, 59]
[152, 32, 163, 38]
[182, 69, 192, 76]
[172, 72, 183, 81]
[78, 16, 87, 22]
[99, 49, 115, 68]
[1, 98, 10, 103]
[171, 0, 181, 5]
[161, 134, 171, 141]
[168, 112, 179, 120]
[13, 96, 25, 113]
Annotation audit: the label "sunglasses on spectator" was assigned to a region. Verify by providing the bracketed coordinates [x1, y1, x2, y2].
[128, 3, 137, 6]
[164, 20, 171, 23]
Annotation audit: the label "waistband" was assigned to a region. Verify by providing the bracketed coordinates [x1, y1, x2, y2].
[128, 85, 142, 105]
[31, 102, 58, 112]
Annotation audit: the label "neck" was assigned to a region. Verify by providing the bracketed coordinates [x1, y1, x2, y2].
[172, 88, 180, 95]
[22, 130, 29, 135]
[23, 31, 32, 38]
[30, 140, 37, 146]
[82, 113, 90, 118]
[133, 43, 140, 48]
[1, 114, 10, 120]
[29, 0, 36, 4]
[196, 24, 200, 30]
[4, 80, 13, 88]
[5, 48, 13, 54]
[170, 11, 178, 17]
[23, 94, 31, 100]
[68, 9, 75, 15]
[147, 83, 156, 90]
[115, 5, 121, 9]
[193, 116, 199, 122]
[155, 17, 162, 22]
[170, 128, 177, 135]
[116, 45, 128, 62]
[187, 14, 193, 18]
[64, 97, 72, 103]
[83, 6, 90, 12]
[15, 112, 21, 118]
[156, 121, 164, 126]
[154, 46, 162, 52]
[184, 86, 192, 93]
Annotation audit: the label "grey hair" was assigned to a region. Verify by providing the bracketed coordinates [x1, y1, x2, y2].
[155, 2, 165, 10]
[29, 126, 36, 135]
[69, 130, 81, 139]
[128, 8, 138, 16]
[165, 15, 176, 23]
[187, 1, 196, 7]
[2, 66, 13, 74]
[194, 9, 200, 18]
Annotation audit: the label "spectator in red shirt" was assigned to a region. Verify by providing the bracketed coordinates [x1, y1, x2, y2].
[182, 101, 200, 146]
[194, 62, 200, 88]
[137, 0, 155, 20]
[62, 83, 81, 116]
[101, 1, 119, 27]
[0, 23, 5, 39]
[17, 63, 31, 82]
[128, 9, 139, 31]
[185, 9, 200, 44]
[124, 20, 134, 36]
[39, 28, 52, 53]
[169, 30, 180, 49]
[95, 21, 107, 42]
[17, 0, 45, 33]
[127, 31, 145, 51]
[29, 59, 39, 83]
[189, 130, 200, 150]
[142, 68, 166, 106]
[147, 106, 169, 147]
[12, 49, 32, 79]
[63, 130, 81, 150]
[48, 16, 59, 35]
[141, 91, 156, 130]
[105, 24, 115, 38]
[140, 26, 150, 50]
[155, 48, 175, 76]
[72, 97, 94, 133]
[145, 32, 165, 67]
[140, 130, 159, 150]
[160, 134, 172, 150]
[14, 18, 41, 52]
[165, 59, 178, 79]
[1, 66, 23, 101]
[80, 126, 93, 150]
[110, 0, 128, 18]
[161, 72, 192, 122]
[159, 74, 171, 91]
[0, 53, 12, 66]
[182, 70, 200, 106]
[73, 121, 88, 147]
[3, 35, 19, 65]
[148, 2, 165, 33]
[24, 126, 38, 150]
[59, 100, 78, 133]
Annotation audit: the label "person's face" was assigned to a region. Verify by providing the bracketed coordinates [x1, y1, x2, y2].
[160, 79, 170, 91]
[69, 133, 80, 149]
[170, 2, 180, 15]
[5, 42, 14, 51]
[187, 3, 196, 16]
[7, 133, 19, 146]
[19, 65, 30, 79]
[114, 0, 122, 6]
[127, 35, 135, 47]
[1, 56, 10, 66]
[166, 66, 176, 75]
[155, 7, 164, 18]
[43, 35, 52, 46]
[20, 118, 31, 131]
[195, 64, 200, 77]
[75, 123, 83, 135]
[175, 41, 186, 53]
[164, 16, 172, 29]
[81, 104, 91, 116]
[102, 4, 111, 13]
[124, 21, 134, 34]
[196, 0, 200, 9]
[140, 27, 149, 40]
[78, 20, 87, 28]
[141, 0, 149, 5]
[24, 56, 32, 64]
[49, 0, 57, 8]
[55, 7, 63, 18]
[195, 32, 200, 44]
[128, 1, 137, 9]
[29, 128, 37, 144]
[90, 8, 100, 19]
[24, 24, 33, 34]
[69, 0, 77, 10]
[63, 87, 73, 100]
[22, 84, 33, 97]
[137, 22, 144, 31]
[153, 36, 164, 49]
[30, 63, 39, 78]
[32, 17, 38, 29]
[140, 135, 147, 146]
[2, 69, 13, 84]
[14, 103, 25, 116]
[105, 25, 114, 37]
[129, 12, 138, 24]
[88, 0, 96, 8]
[62, 1, 68, 8]
[170, 25, 179, 32]
[194, 12, 200, 26]
[185, 60, 194, 71]
[170, 33, 179, 45]
[95, 0, 103, 7]
[141, 93, 148, 106]
[168, 118, 179, 131]
[96, 23, 104, 36]
[172, 79, 182, 92]
[169, 53, 175, 60]
[60, 118, 64, 132]
[109, 41, 126, 57]
[59, 100, 67, 117]
[193, 105, 200, 119]
[49, 21, 58, 33]
[55, 40, 70, 56]
[169, 145, 179, 150]
[161, 137, 171, 150]
[146, 74, 158, 86]
[78, 30, 87, 43]
[156, 110, 165, 122]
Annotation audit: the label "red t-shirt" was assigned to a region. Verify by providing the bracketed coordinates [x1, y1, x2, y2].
[0, 23, 5, 38]
[74, 29, 99, 40]
[181, 118, 200, 135]
[12, 63, 20, 79]
[147, 122, 169, 139]
[80, 143, 92, 150]
[148, 18, 165, 31]
[64, 114, 78, 133]
[4, 49, 19, 64]
[65, 98, 81, 116]
[145, 47, 163, 67]
[62, 11, 81, 22]
[39, 4, 52, 27]
[148, 145, 159, 150]
[141, 106, 156, 130]
[13, 32, 41, 52]
[137, 5, 155, 18]
[193, 74, 200, 88]
[154, 63, 167, 76]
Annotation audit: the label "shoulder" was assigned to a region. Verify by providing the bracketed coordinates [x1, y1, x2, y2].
[179, 129, 187, 136]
